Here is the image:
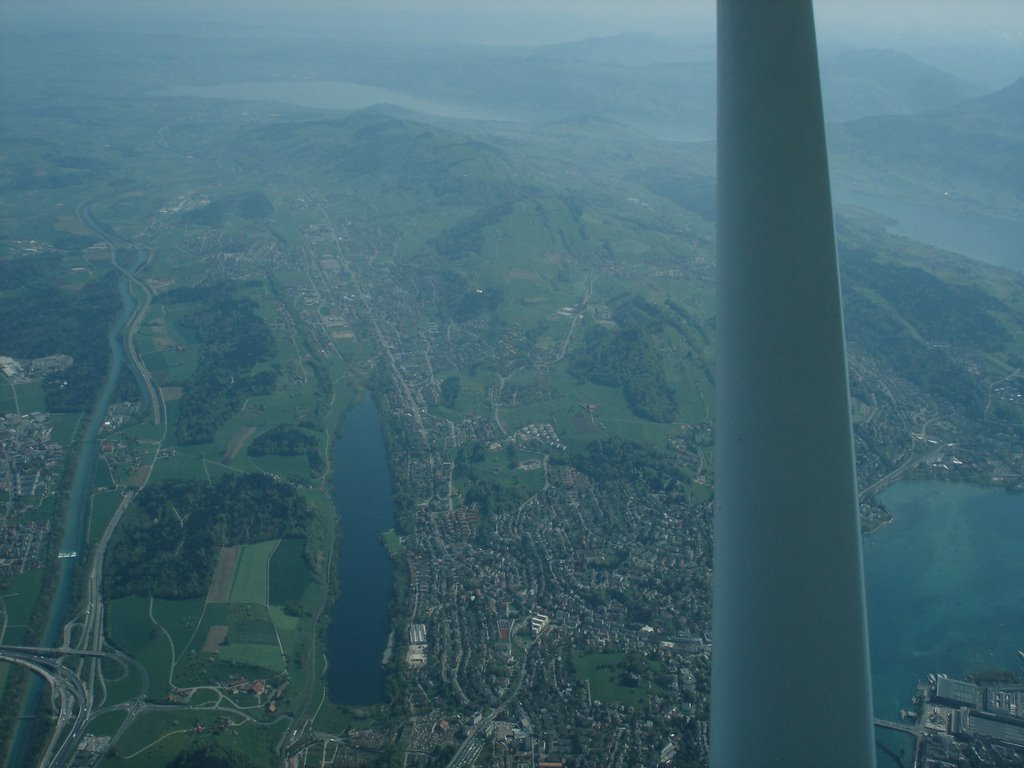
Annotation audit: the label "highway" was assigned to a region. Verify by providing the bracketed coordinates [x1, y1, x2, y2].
[74, 199, 165, 428]
[0, 645, 146, 768]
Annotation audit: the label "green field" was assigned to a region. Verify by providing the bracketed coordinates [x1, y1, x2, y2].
[227, 540, 278, 604]
[87, 490, 123, 544]
[218, 643, 284, 672]
[0, 660, 12, 695]
[85, 710, 127, 738]
[108, 596, 173, 699]
[146, 450, 203, 483]
[93, 457, 116, 489]
[174, 601, 283, 685]
[0, 378, 16, 414]
[0, 568, 46, 646]
[12, 382, 47, 413]
[101, 661, 147, 708]
[50, 412, 83, 447]
[179, 602, 230, 660]
[573, 651, 668, 708]
[246, 453, 311, 477]
[381, 529, 403, 559]
[104, 710, 283, 768]
[151, 597, 206, 664]
[267, 538, 309, 605]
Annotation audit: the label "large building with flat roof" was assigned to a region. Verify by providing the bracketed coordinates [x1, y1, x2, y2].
[935, 676, 980, 708]
[966, 712, 1024, 747]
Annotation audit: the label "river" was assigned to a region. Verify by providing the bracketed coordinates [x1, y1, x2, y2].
[865, 480, 1024, 765]
[6, 248, 143, 766]
[325, 394, 396, 706]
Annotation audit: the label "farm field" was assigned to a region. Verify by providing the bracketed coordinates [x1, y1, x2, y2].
[226, 540, 278, 605]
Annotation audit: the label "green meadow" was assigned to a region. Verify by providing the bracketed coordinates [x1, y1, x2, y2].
[573, 651, 669, 708]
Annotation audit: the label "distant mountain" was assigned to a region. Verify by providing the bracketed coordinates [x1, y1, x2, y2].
[820, 48, 984, 122]
[828, 74, 1024, 219]
[533, 33, 714, 67]
[945, 74, 1024, 129]
[311, 40, 989, 141]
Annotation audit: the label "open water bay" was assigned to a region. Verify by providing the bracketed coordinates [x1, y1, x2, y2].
[325, 394, 396, 706]
[865, 481, 1024, 719]
[865, 481, 1023, 766]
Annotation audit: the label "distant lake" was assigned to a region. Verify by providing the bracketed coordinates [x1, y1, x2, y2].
[838, 191, 1024, 273]
[162, 80, 518, 123]
[865, 480, 1024, 722]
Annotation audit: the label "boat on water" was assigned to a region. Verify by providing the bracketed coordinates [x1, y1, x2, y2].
[57, 551, 77, 559]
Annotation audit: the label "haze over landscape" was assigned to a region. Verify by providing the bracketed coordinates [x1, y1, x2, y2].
[1, 2, 1023, 767]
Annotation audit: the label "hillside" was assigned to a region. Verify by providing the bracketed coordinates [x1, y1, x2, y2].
[828, 74, 1024, 218]
[820, 48, 984, 122]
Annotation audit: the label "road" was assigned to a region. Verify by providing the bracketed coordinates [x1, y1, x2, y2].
[859, 414, 948, 500]
[74, 199, 165, 428]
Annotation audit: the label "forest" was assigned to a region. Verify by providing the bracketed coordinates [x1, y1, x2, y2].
[0, 270, 120, 412]
[173, 282, 276, 444]
[105, 473, 312, 599]
[569, 297, 680, 423]
[248, 424, 324, 473]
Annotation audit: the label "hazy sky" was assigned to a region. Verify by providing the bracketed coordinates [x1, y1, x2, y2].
[2, 0, 1022, 87]
[4, 0, 1022, 46]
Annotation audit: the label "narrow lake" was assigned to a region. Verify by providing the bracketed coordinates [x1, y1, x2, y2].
[865, 480, 1024, 765]
[325, 394, 396, 706]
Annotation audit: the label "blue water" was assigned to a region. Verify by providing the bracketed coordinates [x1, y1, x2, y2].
[865, 481, 1024, 766]
[325, 394, 396, 706]
[866, 481, 1024, 715]
[875, 727, 916, 768]
[838, 191, 1024, 274]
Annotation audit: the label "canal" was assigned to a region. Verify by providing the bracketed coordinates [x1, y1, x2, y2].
[6, 246, 144, 766]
